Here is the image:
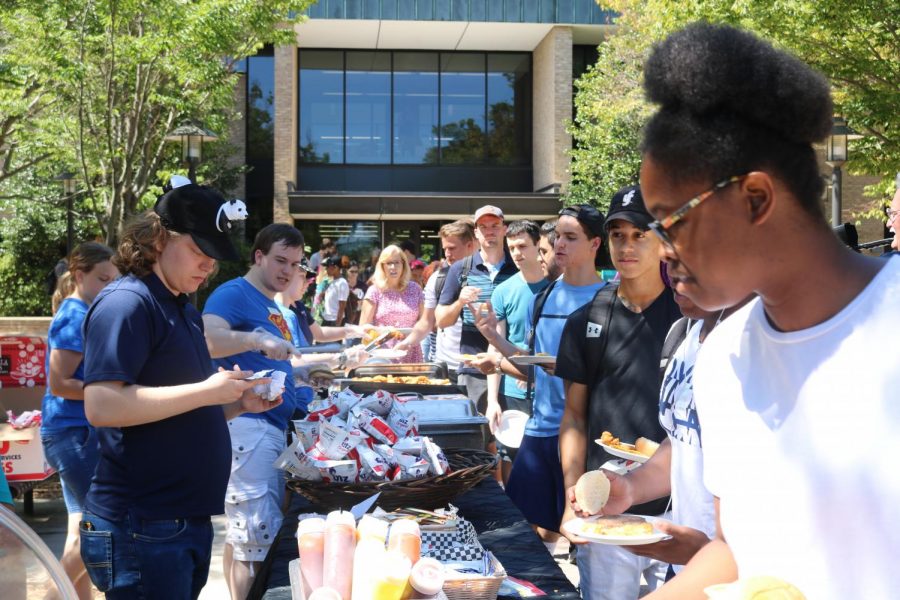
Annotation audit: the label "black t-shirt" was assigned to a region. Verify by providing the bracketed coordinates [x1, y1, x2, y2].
[555, 287, 681, 515]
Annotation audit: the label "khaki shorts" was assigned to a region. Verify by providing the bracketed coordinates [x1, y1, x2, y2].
[224, 418, 286, 562]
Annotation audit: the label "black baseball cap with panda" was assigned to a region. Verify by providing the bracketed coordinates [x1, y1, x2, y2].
[154, 181, 247, 261]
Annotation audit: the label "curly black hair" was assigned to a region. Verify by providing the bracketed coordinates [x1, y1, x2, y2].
[640, 22, 833, 220]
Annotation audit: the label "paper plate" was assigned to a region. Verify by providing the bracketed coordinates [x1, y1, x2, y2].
[562, 514, 671, 546]
[509, 354, 556, 367]
[595, 440, 650, 464]
[495, 410, 529, 449]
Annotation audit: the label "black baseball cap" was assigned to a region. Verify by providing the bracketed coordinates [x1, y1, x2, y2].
[605, 185, 652, 231]
[323, 256, 343, 268]
[299, 258, 317, 276]
[558, 204, 606, 238]
[154, 183, 243, 261]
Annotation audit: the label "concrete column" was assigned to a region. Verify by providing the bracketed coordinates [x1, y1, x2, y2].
[273, 42, 298, 224]
[532, 26, 573, 193]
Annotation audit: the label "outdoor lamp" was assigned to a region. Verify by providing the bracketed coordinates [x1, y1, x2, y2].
[824, 117, 862, 226]
[165, 123, 218, 182]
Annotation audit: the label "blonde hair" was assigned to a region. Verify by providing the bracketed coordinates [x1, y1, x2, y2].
[113, 211, 178, 277]
[372, 245, 411, 291]
[51, 242, 115, 313]
[439, 220, 475, 243]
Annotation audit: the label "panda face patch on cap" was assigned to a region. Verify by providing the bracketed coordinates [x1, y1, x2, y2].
[153, 176, 246, 261]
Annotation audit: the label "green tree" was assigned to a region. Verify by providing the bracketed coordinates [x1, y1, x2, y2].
[0, 0, 313, 244]
[568, 0, 900, 212]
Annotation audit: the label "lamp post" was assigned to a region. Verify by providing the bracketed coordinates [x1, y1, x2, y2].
[824, 117, 861, 226]
[165, 124, 218, 183]
[55, 172, 77, 255]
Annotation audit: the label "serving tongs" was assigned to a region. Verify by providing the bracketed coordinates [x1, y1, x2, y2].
[363, 329, 396, 352]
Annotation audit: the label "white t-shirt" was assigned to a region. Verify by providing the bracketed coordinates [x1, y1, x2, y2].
[322, 277, 349, 321]
[424, 270, 462, 371]
[658, 319, 715, 573]
[694, 257, 900, 599]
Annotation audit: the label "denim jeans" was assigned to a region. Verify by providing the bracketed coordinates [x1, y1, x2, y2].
[41, 426, 99, 514]
[80, 510, 213, 600]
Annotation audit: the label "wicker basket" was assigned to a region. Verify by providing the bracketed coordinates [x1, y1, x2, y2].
[286, 448, 497, 511]
[443, 553, 507, 600]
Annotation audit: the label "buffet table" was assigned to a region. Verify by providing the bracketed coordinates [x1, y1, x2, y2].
[251, 478, 581, 599]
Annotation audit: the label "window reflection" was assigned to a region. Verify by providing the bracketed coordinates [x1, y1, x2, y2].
[299, 51, 344, 163]
[346, 52, 391, 163]
[393, 53, 439, 164]
[439, 54, 486, 164]
[298, 50, 531, 167]
[487, 53, 531, 166]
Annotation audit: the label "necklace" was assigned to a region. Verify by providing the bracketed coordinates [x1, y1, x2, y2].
[714, 308, 726, 328]
[618, 294, 642, 313]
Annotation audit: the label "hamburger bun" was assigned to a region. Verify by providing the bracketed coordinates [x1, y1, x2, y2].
[574, 470, 610, 515]
[634, 437, 660, 457]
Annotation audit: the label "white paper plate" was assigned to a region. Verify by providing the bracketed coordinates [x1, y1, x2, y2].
[508, 354, 557, 366]
[369, 348, 407, 359]
[495, 410, 529, 449]
[595, 440, 650, 464]
[563, 514, 671, 546]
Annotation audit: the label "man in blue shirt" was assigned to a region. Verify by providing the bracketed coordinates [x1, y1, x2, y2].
[475, 220, 548, 484]
[202, 223, 304, 600]
[472, 205, 606, 546]
[81, 182, 276, 599]
[436, 205, 518, 413]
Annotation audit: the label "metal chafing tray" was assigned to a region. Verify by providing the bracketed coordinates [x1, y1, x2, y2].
[402, 397, 488, 450]
[339, 363, 463, 395]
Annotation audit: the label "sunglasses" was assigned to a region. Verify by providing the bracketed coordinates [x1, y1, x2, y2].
[647, 175, 745, 251]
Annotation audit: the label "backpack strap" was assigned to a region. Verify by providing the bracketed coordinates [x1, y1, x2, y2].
[659, 317, 691, 384]
[458, 254, 474, 290]
[432, 265, 450, 309]
[524, 279, 558, 402]
[583, 282, 619, 390]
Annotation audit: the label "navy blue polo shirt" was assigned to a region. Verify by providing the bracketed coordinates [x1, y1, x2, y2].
[438, 251, 518, 375]
[82, 273, 231, 521]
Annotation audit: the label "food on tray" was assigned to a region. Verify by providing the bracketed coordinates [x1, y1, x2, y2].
[583, 515, 654, 537]
[599, 431, 659, 458]
[352, 375, 451, 385]
[277, 388, 450, 484]
[705, 576, 806, 600]
[362, 328, 406, 344]
[575, 470, 611, 514]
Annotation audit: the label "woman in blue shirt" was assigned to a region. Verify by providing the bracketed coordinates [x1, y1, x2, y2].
[41, 242, 117, 599]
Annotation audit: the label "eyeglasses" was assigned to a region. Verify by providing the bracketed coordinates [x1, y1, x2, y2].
[647, 175, 745, 250]
[888, 209, 900, 225]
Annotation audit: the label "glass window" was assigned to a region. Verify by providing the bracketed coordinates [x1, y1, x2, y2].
[487, 53, 531, 166]
[247, 55, 275, 161]
[346, 52, 391, 163]
[393, 53, 439, 164]
[440, 53, 486, 164]
[299, 51, 344, 163]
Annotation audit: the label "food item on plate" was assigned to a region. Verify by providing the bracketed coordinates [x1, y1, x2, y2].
[634, 437, 660, 457]
[352, 375, 450, 385]
[600, 430, 659, 458]
[704, 576, 806, 600]
[583, 515, 653, 537]
[574, 470, 611, 514]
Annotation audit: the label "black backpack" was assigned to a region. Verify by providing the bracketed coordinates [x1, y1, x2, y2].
[525, 281, 619, 399]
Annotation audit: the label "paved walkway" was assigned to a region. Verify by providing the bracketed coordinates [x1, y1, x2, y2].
[13, 495, 229, 599]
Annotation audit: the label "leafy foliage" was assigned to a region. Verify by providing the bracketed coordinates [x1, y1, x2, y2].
[567, 0, 900, 215]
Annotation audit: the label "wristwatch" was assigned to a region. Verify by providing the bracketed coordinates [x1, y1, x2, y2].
[337, 351, 348, 371]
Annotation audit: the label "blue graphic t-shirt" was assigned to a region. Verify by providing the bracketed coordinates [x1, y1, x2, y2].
[525, 278, 605, 437]
[203, 277, 296, 429]
[491, 273, 549, 400]
[41, 297, 90, 432]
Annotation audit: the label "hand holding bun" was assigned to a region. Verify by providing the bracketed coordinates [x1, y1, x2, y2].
[574, 470, 611, 515]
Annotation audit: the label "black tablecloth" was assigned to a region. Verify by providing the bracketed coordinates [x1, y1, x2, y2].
[251, 478, 580, 599]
